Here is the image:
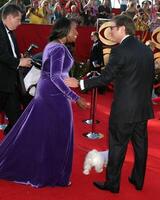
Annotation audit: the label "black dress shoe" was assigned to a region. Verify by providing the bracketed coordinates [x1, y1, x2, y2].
[128, 177, 142, 190]
[93, 181, 119, 193]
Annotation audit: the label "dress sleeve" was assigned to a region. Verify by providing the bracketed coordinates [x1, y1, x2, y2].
[49, 46, 79, 102]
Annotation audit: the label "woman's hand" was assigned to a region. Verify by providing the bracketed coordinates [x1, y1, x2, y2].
[76, 97, 90, 109]
[64, 77, 79, 88]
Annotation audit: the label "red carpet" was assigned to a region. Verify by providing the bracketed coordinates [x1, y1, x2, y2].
[0, 90, 160, 200]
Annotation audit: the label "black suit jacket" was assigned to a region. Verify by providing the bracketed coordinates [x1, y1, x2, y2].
[84, 36, 155, 123]
[0, 20, 20, 93]
[90, 39, 104, 69]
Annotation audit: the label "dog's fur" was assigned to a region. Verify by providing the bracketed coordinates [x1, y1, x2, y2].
[83, 149, 109, 175]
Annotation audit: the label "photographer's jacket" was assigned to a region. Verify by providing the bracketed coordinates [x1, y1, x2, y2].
[0, 20, 20, 93]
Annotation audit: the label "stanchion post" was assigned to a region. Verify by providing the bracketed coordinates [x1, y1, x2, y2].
[83, 71, 100, 125]
[83, 71, 104, 139]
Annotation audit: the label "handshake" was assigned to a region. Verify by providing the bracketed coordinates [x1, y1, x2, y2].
[65, 77, 90, 109]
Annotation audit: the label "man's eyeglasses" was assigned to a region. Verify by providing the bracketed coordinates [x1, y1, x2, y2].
[109, 26, 117, 30]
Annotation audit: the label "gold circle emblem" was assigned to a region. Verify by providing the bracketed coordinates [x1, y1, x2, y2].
[151, 27, 160, 49]
[98, 21, 117, 46]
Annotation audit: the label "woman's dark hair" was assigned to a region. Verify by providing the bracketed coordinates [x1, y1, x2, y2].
[112, 14, 136, 35]
[2, 4, 22, 19]
[49, 17, 73, 41]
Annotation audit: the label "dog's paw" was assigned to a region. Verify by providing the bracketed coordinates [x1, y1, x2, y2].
[95, 168, 103, 173]
[83, 169, 90, 175]
[94, 163, 104, 173]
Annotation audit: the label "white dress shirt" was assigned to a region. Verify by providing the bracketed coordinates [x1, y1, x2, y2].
[5, 27, 18, 58]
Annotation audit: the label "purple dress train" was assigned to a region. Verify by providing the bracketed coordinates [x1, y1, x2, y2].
[0, 43, 79, 188]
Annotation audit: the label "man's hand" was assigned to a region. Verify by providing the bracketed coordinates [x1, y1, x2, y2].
[77, 97, 90, 109]
[19, 58, 32, 67]
[64, 77, 79, 88]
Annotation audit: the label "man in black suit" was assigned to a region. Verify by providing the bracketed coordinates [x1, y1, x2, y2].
[89, 31, 104, 72]
[0, 4, 32, 135]
[65, 15, 155, 193]
[89, 31, 106, 94]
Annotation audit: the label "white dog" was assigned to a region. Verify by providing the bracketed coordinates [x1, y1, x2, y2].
[83, 149, 109, 175]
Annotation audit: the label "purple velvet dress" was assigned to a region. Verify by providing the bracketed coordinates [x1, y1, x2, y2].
[0, 43, 79, 188]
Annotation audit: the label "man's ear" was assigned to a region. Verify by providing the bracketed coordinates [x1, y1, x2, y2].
[121, 25, 126, 34]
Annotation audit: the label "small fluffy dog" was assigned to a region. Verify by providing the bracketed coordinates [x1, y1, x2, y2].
[83, 149, 109, 175]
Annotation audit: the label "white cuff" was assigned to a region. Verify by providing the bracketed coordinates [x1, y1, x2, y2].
[79, 80, 85, 90]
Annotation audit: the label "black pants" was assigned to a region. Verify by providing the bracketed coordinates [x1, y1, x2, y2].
[0, 91, 21, 134]
[106, 119, 148, 190]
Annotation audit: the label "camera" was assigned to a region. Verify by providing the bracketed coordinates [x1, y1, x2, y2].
[24, 44, 41, 69]
[31, 58, 41, 69]
[24, 44, 39, 57]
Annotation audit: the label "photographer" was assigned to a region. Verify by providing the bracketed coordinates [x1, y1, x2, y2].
[0, 4, 32, 135]
[133, 8, 150, 31]
[26, 0, 44, 24]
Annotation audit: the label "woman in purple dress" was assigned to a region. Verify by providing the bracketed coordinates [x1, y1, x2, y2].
[0, 17, 87, 188]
